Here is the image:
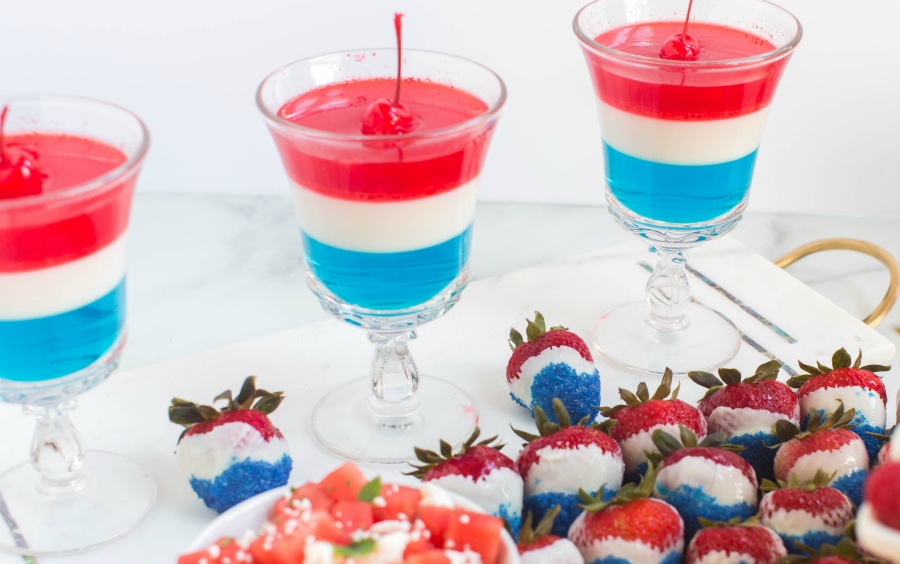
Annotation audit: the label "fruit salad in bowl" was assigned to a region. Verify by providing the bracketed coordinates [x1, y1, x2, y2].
[180, 462, 520, 564]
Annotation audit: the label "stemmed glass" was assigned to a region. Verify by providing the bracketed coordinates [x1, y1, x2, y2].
[574, 0, 801, 375]
[0, 95, 154, 555]
[257, 50, 505, 463]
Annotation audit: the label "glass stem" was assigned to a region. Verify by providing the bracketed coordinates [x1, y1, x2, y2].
[368, 331, 421, 417]
[645, 246, 691, 332]
[26, 400, 90, 497]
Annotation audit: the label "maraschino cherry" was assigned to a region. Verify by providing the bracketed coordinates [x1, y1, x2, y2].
[659, 0, 701, 61]
[0, 107, 45, 199]
[361, 13, 415, 135]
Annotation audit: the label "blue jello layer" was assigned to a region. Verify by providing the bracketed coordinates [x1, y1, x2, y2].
[511, 363, 601, 425]
[302, 226, 472, 311]
[189, 454, 293, 514]
[603, 143, 757, 224]
[0, 279, 126, 382]
[525, 486, 616, 537]
[655, 483, 756, 540]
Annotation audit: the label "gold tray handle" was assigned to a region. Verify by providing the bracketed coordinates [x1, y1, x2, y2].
[774, 238, 900, 327]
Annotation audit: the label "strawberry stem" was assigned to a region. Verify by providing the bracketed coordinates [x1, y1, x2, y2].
[393, 13, 403, 107]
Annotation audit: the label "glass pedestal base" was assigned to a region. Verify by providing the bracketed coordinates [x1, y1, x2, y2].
[592, 300, 741, 376]
[0, 450, 156, 556]
[312, 376, 478, 464]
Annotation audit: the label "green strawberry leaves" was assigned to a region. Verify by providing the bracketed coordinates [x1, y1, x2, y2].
[790, 348, 890, 388]
[168, 376, 285, 428]
[689, 360, 782, 399]
[508, 311, 568, 351]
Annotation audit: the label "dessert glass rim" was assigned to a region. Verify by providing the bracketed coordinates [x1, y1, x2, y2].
[573, 0, 803, 70]
[256, 47, 507, 143]
[0, 94, 149, 210]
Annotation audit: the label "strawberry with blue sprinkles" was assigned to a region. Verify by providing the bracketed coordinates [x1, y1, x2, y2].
[514, 399, 624, 537]
[648, 425, 758, 540]
[568, 463, 685, 564]
[507, 311, 601, 425]
[788, 348, 890, 462]
[690, 360, 799, 482]
[169, 376, 292, 513]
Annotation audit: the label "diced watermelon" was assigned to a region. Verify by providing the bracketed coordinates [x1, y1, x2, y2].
[403, 549, 452, 564]
[270, 482, 334, 520]
[178, 537, 244, 564]
[318, 462, 369, 502]
[403, 520, 439, 558]
[250, 532, 307, 564]
[373, 483, 422, 522]
[444, 511, 504, 564]
[332, 499, 374, 533]
[416, 505, 455, 544]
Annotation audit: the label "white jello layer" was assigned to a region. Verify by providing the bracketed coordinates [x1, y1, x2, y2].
[789, 440, 869, 482]
[598, 100, 769, 165]
[570, 508, 683, 563]
[656, 456, 756, 505]
[290, 179, 478, 252]
[176, 421, 289, 480]
[428, 467, 523, 516]
[0, 234, 126, 320]
[521, 538, 584, 564]
[525, 443, 623, 495]
[801, 386, 886, 426]
[708, 405, 796, 436]
[509, 346, 597, 406]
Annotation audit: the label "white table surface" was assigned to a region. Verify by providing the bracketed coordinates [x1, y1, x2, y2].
[2, 194, 900, 563]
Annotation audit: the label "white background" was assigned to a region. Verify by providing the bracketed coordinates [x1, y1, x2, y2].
[2, 0, 898, 216]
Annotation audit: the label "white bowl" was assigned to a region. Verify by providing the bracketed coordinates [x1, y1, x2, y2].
[857, 503, 900, 563]
[187, 483, 521, 563]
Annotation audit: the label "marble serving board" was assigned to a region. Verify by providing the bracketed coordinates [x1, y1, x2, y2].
[0, 236, 896, 564]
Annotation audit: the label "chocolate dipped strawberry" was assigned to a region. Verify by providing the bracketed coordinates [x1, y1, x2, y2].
[685, 518, 787, 564]
[408, 427, 524, 536]
[600, 368, 707, 483]
[507, 311, 601, 425]
[514, 399, 624, 537]
[689, 360, 799, 481]
[517, 506, 583, 563]
[649, 425, 757, 540]
[789, 348, 889, 461]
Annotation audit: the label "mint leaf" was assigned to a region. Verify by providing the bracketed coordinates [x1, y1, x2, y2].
[334, 539, 377, 557]
[357, 477, 381, 503]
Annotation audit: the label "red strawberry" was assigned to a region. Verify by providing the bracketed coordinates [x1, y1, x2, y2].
[408, 428, 523, 535]
[864, 460, 900, 531]
[758, 470, 854, 553]
[568, 465, 684, 562]
[600, 368, 707, 481]
[507, 311, 600, 425]
[516, 506, 583, 563]
[686, 520, 786, 564]
[789, 348, 889, 461]
[772, 405, 869, 507]
[514, 399, 623, 537]
[169, 376, 292, 513]
[689, 361, 798, 483]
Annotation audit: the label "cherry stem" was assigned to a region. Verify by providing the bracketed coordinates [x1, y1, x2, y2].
[681, 0, 695, 38]
[393, 13, 403, 107]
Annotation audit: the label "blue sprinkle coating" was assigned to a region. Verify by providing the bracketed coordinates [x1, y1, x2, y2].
[189, 454, 292, 514]
[803, 408, 885, 462]
[778, 529, 843, 555]
[497, 503, 522, 539]
[524, 486, 616, 537]
[512, 363, 601, 424]
[729, 430, 779, 483]
[655, 484, 755, 540]
[588, 549, 681, 564]
[831, 469, 867, 507]
[624, 461, 649, 485]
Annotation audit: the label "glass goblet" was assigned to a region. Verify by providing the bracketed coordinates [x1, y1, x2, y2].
[257, 49, 505, 463]
[574, 0, 801, 375]
[0, 95, 154, 555]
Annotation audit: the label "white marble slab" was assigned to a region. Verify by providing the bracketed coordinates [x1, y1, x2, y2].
[0, 230, 897, 564]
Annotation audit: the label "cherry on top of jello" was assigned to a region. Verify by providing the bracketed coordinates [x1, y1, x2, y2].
[659, 0, 700, 61]
[360, 13, 415, 136]
[0, 107, 46, 199]
[596, 22, 775, 62]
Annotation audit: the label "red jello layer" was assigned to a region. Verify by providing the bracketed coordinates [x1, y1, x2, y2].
[0, 134, 133, 272]
[585, 22, 790, 119]
[272, 78, 494, 201]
